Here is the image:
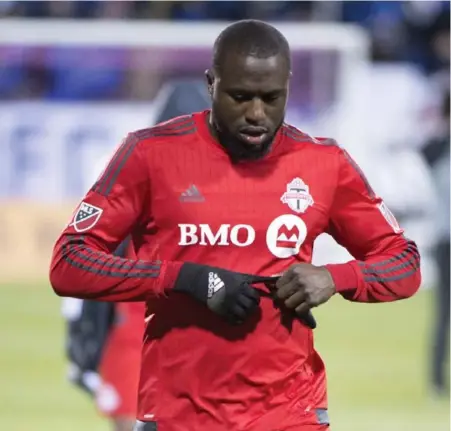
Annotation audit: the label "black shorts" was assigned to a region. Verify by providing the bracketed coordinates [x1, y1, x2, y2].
[133, 422, 157, 431]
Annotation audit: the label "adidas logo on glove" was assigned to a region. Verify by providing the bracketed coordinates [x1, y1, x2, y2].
[208, 272, 225, 298]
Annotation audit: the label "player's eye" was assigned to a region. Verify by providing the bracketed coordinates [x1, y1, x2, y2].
[262, 92, 283, 104]
[262, 95, 279, 104]
[229, 92, 252, 103]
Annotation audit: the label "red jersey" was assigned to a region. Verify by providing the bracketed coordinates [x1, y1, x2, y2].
[116, 242, 146, 347]
[50, 111, 421, 431]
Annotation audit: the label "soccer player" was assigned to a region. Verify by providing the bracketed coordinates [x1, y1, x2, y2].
[50, 20, 421, 431]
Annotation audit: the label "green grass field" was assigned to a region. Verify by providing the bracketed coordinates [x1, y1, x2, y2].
[0, 283, 449, 431]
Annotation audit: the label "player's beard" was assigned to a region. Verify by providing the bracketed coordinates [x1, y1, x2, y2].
[210, 116, 283, 162]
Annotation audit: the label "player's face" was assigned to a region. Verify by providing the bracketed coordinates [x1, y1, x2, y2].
[207, 53, 290, 160]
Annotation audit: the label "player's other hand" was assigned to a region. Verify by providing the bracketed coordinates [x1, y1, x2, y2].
[275, 263, 336, 315]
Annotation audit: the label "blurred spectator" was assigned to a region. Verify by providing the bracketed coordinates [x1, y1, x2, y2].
[402, 1, 450, 74]
[130, 2, 173, 20]
[421, 90, 450, 398]
[96, 1, 135, 19]
[169, 1, 211, 20]
[246, 1, 315, 21]
[46, 1, 78, 18]
[8, 1, 50, 18]
[0, 1, 16, 17]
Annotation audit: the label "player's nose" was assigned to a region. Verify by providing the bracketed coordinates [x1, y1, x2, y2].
[245, 98, 266, 125]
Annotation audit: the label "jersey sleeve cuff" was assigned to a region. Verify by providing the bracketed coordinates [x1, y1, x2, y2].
[159, 261, 184, 294]
[324, 261, 359, 294]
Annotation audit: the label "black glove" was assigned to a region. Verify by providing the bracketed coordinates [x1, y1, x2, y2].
[173, 264, 317, 329]
[174, 263, 262, 324]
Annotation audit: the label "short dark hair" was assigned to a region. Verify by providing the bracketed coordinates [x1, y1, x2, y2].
[212, 20, 291, 74]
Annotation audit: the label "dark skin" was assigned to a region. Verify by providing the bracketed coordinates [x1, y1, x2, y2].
[205, 51, 336, 318]
[206, 52, 288, 161]
[274, 264, 336, 316]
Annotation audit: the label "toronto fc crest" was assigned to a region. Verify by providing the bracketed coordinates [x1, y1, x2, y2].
[280, 178, 314, 214]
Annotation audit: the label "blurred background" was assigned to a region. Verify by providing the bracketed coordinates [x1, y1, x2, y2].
[0, 1, 449, 431]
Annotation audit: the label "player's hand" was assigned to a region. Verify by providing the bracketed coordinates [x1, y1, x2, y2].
[173, 263, 261, 324]
[275, 263, 336, 315]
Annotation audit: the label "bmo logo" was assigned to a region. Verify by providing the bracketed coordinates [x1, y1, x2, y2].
[178, 215, 307, 258]
[266, 214, 307, 258]
[178, 224, 255, 247]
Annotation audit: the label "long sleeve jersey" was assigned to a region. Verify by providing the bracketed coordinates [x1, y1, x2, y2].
[50, 111, 420, 431]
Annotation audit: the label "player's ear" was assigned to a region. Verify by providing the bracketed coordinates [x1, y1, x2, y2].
[205, 69, 214, 85]
[205, 69, 214, 96]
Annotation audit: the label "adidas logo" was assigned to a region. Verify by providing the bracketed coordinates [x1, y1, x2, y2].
[208, 272, 224, 298]
[179, 184, 205, 202]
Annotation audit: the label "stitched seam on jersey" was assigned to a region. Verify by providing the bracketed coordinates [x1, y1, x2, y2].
[281, 129, 304, 142]
[92, 135, 137, 196]
[103, 134, 142, 196]
[282, 128, 337, 147]
[282, 123, 310, 138]
[341, 149, 376, 198]
[281, 124, 327, 144]
[147, 129, 196, 137]
[281, 127, 311, 142]
[141, 115, 195, 135]
[94, 117, 195, 196]
[136, 122, 196, 138]
[147, 118, 195, 134]
[150, 114, 193, 131]
[134, 119, 196, 140]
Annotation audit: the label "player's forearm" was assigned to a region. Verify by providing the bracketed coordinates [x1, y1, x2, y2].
[50, 235, 182, 302]
[325, 240, 421, 303]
